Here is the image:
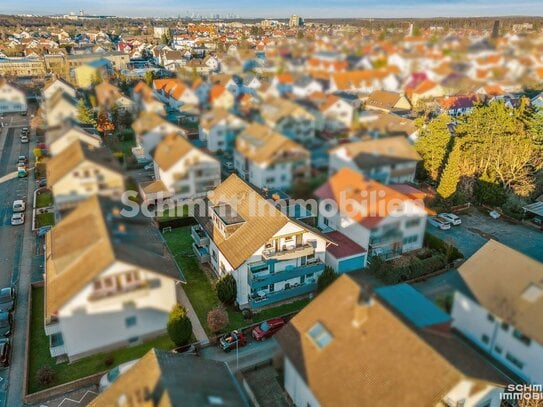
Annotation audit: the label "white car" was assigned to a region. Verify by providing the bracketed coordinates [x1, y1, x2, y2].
[489, 210, 501, 219]
[20, 135, 29, 144]
[428, 216, 451, 230]
[99, 359, 139, 391]
[11, 213, 24, 226]
[438, 213, 461, 226]
[12, 200, 25, 213]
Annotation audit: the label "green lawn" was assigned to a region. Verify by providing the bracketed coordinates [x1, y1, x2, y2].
[28, 287, 175, 393]
[163, 227, 310, 335]
[35, 212, 55, 228]
[35, 190, 53, 209]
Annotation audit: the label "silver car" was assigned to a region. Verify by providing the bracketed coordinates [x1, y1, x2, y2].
[438, 213, 461, 226]
[428, 216, 451, 230]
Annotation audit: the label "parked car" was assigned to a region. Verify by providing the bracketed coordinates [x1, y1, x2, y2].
[428, 216, 451, 230]
[12, 200, 25, 213]
[0, 312, 13, 337]
[489, 210, 501, 219]
[99, 359, 139, 391]
[0, 288, 15, 313]
[0, 339, 11, 367]
[20, 135, 29, 144]
[17, 167, 27, 178]
[11, 213, 24, 226]
[37, 225, 52, 237]
[36, 178, 47, 188]
[252, 318, 286, 341]
[143, 162, 154, 171]
[219, 330, 247, 352]
[17, 155, 27, 166]
[438, 213, 461, 226]
[173, 343, 198, 355]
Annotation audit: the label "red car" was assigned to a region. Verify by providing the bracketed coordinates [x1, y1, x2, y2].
[219, 330, 247, 352]
[252, 318, 286, 341]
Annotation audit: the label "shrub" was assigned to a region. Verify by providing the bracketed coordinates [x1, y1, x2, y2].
[421, 254, 447, 273]
[167, 304, 192, 346]
[104, 355, 115, 367]
[216, 274, 237, 305]
[36, 366, 55, 386]
[241, 308, 253, 320]
[473, 176, 507, 207]
[424, 233, 463, 262]
[317, 266, 339, 293]
[207, 305, 229, 333]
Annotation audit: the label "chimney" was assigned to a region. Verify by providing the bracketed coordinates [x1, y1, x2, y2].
[352, 285, 373, 328]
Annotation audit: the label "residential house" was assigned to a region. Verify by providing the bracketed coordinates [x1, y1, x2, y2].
[192, 174, 331, 309]
[42, 77, 76, 102]
[153, 78, 198, 109]
[234, 123, 310, 191]
[365, 90, 411, 114]
[410, 80, 445, 105]
[0, 80, 27, 113]
[95, 81, 135, 113]
[88, 349, 248, 406]
[47, 141, 125, 209]
[329, 136, 421, 184]
[44, 197, 184, 361]
[451, 240, 543, 385]
[74, 58, 113, 89]
[150, 134, 221, 201]
[358, 111, 419, 141]
[261, 98, 316, 142]
[319, 95, 354, 131]
[45, 90, 79, 128]
[437, 94, 479, 117]
[46, 121, 101, 156]
[276, 275, 508, 407]
[199, 108, 246, 153]
[209, 84, 235, 110]
[132, 81, 166, 116]
[131, 112, 187, 162]
[315, 168, 428, 260]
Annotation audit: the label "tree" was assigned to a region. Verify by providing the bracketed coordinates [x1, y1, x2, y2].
[144, 70, 155, 86]
[36, 366, 55, 385]
[167, 304, 192, 346]
[77, 99, 96, 126]
[415, 114, 452, 181]
[96, 110, 115, 136]
[437, 141, 462, 199]
[207, 305, 229, 333]
[216, 274, 236, 305]
[473, 173, 507, 206]
[317, 266, 338, 293]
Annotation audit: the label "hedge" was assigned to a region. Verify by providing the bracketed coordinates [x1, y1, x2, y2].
[424, 233, 463, 262]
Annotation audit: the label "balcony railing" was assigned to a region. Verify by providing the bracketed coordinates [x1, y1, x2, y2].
[248, 260, 324, 290]
[262, 244, 315, 261]
[88, 281, 149, 302]
[193, 243, 210, 263]
[249, 281, 317, 308]
[191, 225, 210, 247]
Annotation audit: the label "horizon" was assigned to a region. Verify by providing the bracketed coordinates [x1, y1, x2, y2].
[2, 0, 543, 19]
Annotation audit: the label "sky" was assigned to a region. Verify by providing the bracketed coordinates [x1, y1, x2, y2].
[1, 0, 542, 18]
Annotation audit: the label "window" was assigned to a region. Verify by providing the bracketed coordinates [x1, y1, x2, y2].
[501, 322, 509, 331]
[481, 334, 489, 344]
[125, 316, 137, 328]
[505, 352, 524, 369]
[494, 344, 502, 354]
[512, 329, 531, 346]
[93, 280, 102, 290]
[487, 314, 495, 322]
[403, 235, 418, 245]
[307, 322, 333, 349]
[405, 218, 420, 228]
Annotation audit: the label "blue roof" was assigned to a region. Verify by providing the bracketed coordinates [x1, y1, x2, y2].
[376, 284, 451, 328]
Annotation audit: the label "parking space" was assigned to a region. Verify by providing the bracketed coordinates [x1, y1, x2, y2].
[428, 208, 543, 262]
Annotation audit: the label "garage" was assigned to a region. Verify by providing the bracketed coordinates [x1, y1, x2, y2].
[325, 231, 367, 273]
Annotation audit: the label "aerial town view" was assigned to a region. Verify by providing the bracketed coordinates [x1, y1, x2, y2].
[0, 0, 542, 406]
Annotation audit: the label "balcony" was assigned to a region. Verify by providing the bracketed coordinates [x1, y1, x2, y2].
[248, 260, 325, 290]
[193, 243, 210, 263]
[88, 281, 150, 303]
[49, 332, 67, 358]
[249, 281, 317, 308]
[262, 244, 315, 261]
[191, 225, 209, 247]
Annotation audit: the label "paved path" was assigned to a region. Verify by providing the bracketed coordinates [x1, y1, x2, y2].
[176, 284, 209, 345]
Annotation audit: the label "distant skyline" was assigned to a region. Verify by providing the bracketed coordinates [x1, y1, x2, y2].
[2, 0, 542, 19]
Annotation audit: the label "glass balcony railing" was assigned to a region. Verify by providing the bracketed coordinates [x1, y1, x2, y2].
[249, 282, 317, 308]
[248, 260, 324, 290]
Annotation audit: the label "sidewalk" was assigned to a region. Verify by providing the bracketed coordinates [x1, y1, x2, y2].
[176, 284, 209, 345]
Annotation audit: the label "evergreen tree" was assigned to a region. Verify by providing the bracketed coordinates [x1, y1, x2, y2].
[216, 274, 237, 305]
[437, 142, 462, 199]
[77, 99, 96, 126]
[415, 113, 452, 181]
[167, 304, 192, 346]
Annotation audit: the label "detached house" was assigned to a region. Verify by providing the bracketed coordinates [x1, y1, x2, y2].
[209, 84, 235, 110]
[95, 81, 135, 113]
[45, 121, 101, 156]
[47, 141, 125, 209]
[152, 78, 198, 109]
[192, 174, 331, 309]
[198, 108, 246, 153]
[315, 168, 428, 261]
[276, 275, 509, 407]
[234, 123, 310, 191]
[132, 81, 166, 116]
[46, 90, 79, 128]
[451, 240, 543, 385]
[319, 95, 354, 131]
[148, 134, 221, 201]
[365, 90, 411, 114]
[42, 77, 76, 102]
[0, 80, 27, 114]
[44, 197, 184, 361]
[261, 97, 316, 142]
[329, 136, 421, 184]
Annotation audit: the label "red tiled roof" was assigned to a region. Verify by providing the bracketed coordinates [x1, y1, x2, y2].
[325, 231, 366, 259]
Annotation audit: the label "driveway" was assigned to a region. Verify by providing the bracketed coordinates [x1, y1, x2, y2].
[428, 208, 543, 262]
